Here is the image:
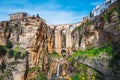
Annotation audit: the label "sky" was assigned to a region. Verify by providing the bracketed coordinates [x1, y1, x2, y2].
[0, 0, 104, 24]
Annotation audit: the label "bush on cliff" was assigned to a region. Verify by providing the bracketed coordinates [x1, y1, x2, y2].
[0, 45, 6, 56]
[68, 45, 113, 62]
[6, 41, 13, 49]
[8, 49, 14, 58]
[49, 51, 62, 58]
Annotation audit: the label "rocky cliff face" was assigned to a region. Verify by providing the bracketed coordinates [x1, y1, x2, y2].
[0, 1, 120, 80]
[0, 16, 55, 80]
[72, 3, 120, 50]
[70, 1, 120, 80]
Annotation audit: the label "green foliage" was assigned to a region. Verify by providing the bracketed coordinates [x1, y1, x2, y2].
[29, 66, 40, 72]
[72, 26, 81, 33]
[32, 15, 35, 19]
[109, 54, 120, 80]
[4, 26, 10, 32]
[49, 51, 62, 58]
[103, 13, 109, 21]
[36, 14, 40, 18]
[72, 74, 79, 80]
[85, 20, 92, 26]
[36, 72, 47, 80]
[0, 45, 6, 55]
[10, 45, 27, 60]
[0, 70, 12, 80]
[29, 66, 47, 80]
[14, 51, 21, 60]
[0, 77, 4, 80]
[8, 49, 14, 58]
[8, 61, 19, 65]
[103, 6, 119, 22]
[6, 41, 13, 49]
[7, 46, 28, 59]
[74, 26, 80, 31]
[72, 63, 104, 80]
[108, 39, 120, 79]
[68, 45, 113, 62]
[14, 45, 21, 60]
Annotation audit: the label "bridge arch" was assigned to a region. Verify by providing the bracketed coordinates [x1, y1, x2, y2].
[61, 49, 66, 57]
[49, 22, 82, 55]
[69, 25, 74, 32]
[61, 29, 66, 48]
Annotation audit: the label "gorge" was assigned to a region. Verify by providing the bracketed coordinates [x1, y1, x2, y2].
[0, 0, 120, 80]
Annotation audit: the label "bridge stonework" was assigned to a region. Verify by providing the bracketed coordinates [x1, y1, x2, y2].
[49, 22, 82, 54]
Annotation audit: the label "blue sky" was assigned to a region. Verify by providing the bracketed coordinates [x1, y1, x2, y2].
[0, 0, 104, 24]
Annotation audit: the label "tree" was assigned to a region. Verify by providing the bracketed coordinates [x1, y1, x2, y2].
[6, 41, 13, 49]
[90, 11, 93, 18]
[0, 45, 6, 56]
[8, 49, 14, 58]
[32, 15, 35, 19]
[36, 14, 40, 18]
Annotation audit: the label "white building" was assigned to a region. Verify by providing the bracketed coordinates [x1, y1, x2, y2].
[91, 0, 117, 17]
[91, 6, 101, 17]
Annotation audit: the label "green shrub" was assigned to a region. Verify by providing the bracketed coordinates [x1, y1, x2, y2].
[103, 6, 119, 22]
[36, 72, 47, 80]
[72, 63, 104, 80]
[0, 77, 4, 80]
[103, 13, 109, 21]
[68, 45, 113, 62]
[8, 48, 27, 59]
[0, 45, 6, 55]
[72, 74, 79, 80]
[6, 41, 13, 49]
[14, 51, 22, 60]
[8, 49, 14, 58]
[28, 66, 46, 80]
[85, 20, 92, 26]
[14, 45, 23, 60]
[49, 51, 62, 58]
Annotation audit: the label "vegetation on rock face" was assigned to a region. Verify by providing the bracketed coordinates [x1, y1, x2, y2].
[36, 72, 47, 80]
[8, 49, 14, 58]
[28, 66, 47, 80]
[49, 51, 62, 59]
[7, 45, 28, 60]
[73, 26, 81, 31]
[0, 2, 119, 80]
[6, 41, 13, 49]
[0, 69, 13, 80]
[36, 14, 40, 19]
[0, 45, 6, 56]
[85, 20, 93, 26]
[103, 6, 119, 22]
[4, 26, 11, 32]
[68, 45, 112, 62]
[108, 38, 120, 80]
[71, 62, 104, 80]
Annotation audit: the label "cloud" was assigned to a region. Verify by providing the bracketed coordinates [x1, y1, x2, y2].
[91, 2, 102, 6]
[0, 8, 87, 24]
[0, 0, 88, 24]
[41, 11, 87, 25]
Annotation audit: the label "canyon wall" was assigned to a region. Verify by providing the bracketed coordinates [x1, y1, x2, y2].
[0, 16, 55, 80]
[70, 1, 120, 80]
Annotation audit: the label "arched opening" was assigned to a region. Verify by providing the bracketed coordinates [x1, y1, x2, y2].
[61, 29, 66, 48]
[69, 26, 74, 32]
[61, 49, 66, 57]
[54, 26, 57, 30]
[54, 26, 57, 33]
[69, 26, 74, 52]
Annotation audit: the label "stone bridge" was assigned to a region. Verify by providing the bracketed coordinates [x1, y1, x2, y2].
[49, 22, 82, 54]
